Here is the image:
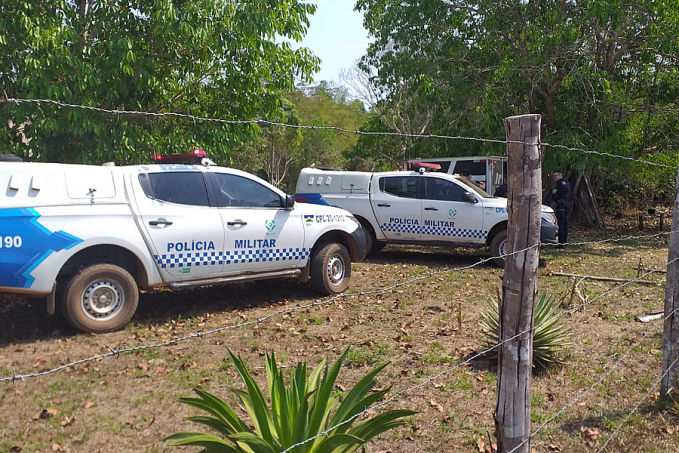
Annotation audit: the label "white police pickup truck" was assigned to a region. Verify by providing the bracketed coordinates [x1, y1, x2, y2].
[295, 167, 558, 266]
[0, 155, 366, 333]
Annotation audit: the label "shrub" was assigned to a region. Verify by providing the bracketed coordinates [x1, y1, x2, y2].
[479, 292, 571, 371]
[167, 348, 415, 452]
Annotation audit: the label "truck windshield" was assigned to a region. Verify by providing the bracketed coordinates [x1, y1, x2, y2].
[456, 177, 490, 197]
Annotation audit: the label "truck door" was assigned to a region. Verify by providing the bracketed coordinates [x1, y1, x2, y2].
[211, 172, 305, 273]
[371, 175, 422, 241]
[131, 170, 226, 280]
[421, 175, 486, 245]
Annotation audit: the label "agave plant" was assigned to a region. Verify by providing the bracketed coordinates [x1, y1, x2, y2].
[167, 348, 416, 452]
[479, 292, 571, 371]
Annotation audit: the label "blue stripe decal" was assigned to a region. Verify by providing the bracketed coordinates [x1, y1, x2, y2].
[0, 209, 83, 288]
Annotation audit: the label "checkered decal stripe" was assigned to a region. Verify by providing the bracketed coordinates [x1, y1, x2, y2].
[154, 248, 310, 269]
[382, 223, 420, 234]
[226, 248, 310, 264]
[382, 223, 487, 240]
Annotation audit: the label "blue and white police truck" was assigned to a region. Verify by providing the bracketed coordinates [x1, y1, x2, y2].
[0, 151, 366, 333]
[295, 166, 558, 266]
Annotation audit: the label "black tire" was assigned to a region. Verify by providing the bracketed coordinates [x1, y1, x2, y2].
[310, 243, 351, 295]
[490, 230, 508, 268]
[371, 241, 386, 253]
[61, 264, 139, 333]
[361, 224, 374, 255]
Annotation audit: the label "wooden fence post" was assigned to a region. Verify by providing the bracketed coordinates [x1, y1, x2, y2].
[661, 166, 679, 396]
[495, 114, 542, 453]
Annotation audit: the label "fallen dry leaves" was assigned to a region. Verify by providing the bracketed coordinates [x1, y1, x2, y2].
[476, 435, 496, 453]
[429, 399, 444, 413]
[581, 426, 601, 446]
[61, 416, 75, 427]
[660, 425, 676, 435]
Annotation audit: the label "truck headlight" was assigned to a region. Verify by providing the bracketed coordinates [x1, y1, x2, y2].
[541, 212, 557, 225]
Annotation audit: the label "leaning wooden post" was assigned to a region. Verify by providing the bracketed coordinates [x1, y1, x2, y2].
[495, 114, 542, 453]
[661, 165, 679, 397]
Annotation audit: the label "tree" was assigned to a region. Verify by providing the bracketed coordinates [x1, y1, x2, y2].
[0, 0, 320, 163]
[354, 0, 679, 211]
[232, 82, 370, 191]
[231, 99, 304, 189]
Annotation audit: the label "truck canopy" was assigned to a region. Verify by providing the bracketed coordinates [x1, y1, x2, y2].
[296, 168, 373, 196]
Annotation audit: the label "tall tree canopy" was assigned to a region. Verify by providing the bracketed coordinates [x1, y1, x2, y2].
[0, 0, 320, 163]
[354, 0, 679, 206]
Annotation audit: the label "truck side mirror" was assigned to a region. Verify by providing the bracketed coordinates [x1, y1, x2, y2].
[462, 192, 476, 203]
[285, 194, 295, 210]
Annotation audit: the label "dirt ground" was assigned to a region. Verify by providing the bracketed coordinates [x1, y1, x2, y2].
[1, 223, 678, 453]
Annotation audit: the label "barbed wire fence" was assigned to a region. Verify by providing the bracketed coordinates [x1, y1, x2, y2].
[1, 97, 676, 169]
[1, 99, 678, 452]
[0, 231, 673, 384]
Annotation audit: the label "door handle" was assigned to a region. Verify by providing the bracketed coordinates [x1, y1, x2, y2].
[377, 203, 391, 207]
[227, 220, 248, 226]
[424, 207, 439, 211]
[149, 219, 173, 226]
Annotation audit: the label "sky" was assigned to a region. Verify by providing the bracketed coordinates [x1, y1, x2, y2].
[294, 1, 373, 84]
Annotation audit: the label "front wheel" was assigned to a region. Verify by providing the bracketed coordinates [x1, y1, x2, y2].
[490, 230, 508, 268]
[310, 243, 351, 295]
[61, 264, 139, 333]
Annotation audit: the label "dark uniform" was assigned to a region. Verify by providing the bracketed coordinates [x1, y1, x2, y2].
[553, 178, 571, 245]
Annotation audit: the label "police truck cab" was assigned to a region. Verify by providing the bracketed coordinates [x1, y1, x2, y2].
[0, 151, 366, 333]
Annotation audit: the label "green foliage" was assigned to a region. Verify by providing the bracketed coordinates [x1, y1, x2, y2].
[354, 0, 679, 205]
[0, 0, 320, 163]
[232, 82, 369, 190]
[168, 348, 416, 452]
[479, 292, 571, 371]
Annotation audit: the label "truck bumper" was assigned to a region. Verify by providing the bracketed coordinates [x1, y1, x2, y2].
[351, 227, 368, 262]
[540, 222, 559, 245]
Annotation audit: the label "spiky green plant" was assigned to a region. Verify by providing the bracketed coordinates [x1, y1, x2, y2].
[167, 348, 416, 452]
[479, 292, 571, 371]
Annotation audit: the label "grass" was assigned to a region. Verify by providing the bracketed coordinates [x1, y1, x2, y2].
[0, 228, 678, 452]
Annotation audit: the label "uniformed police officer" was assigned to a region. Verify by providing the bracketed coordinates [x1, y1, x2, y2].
[552, 171, 571, 247]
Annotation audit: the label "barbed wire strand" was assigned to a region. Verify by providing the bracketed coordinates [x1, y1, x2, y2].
[1, 229, 675, 383]
[2, 228, 675, 384]
[596, 356, 679, 453]
[277, 255, 679, 453]
[0, 241, 535, 383]
[1, 97, 675, 169]
[507, 303, 679, 453]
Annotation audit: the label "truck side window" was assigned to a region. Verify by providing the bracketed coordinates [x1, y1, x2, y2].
[424, 177, 467, 202]
[378, 176, 419, 199]
[141, 172, 210, 206]
[214, 173, 282, 208]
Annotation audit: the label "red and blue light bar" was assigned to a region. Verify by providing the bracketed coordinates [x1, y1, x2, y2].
[152, 148, 206, 164]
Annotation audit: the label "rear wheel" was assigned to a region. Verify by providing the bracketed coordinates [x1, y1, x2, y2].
[360, 222, 386, 255]
[490, 230, 508, 268]
[310, 243, 351, 295]
[61, 264, 139, 333]
[371, 241, 386, 253]
[361, 224, 374, 255]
